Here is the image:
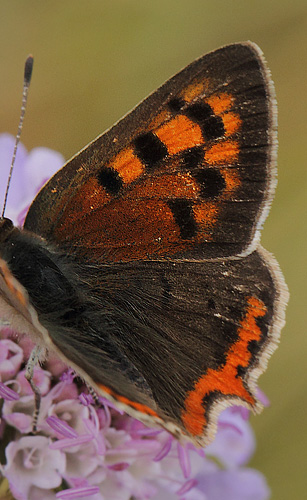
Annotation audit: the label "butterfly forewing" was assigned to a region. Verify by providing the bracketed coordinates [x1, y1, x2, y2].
[24, 42, 276, 263]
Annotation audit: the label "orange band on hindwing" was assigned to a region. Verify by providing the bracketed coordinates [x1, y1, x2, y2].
[182, 297, 267, 436]
[97, 383, 159, 417]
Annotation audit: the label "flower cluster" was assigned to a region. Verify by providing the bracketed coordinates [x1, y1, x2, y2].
[0, 134, 270, 500]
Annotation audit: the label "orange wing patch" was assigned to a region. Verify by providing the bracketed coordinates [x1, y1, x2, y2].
[0, 259, 28, 308]
[54, 177, 111, 237]
[56, 198, 193, 261]
[220, 167, 240, 194]
[98, 383, 159, 417]
[110, 148, 145, 184]
[193, 202, 218, 235]
[206, 92, 241, 136]
[127, 173, 199, 200]
[180, 81, 206, 103]
[222, 112, 242, 136]
[155, 115, 203, 155]
[181, 297, 266, 437]
[207, 92, 234, 115]
[205, 140, 240, 165]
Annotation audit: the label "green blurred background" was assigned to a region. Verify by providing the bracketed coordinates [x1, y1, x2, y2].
[1, 1, 306, 498]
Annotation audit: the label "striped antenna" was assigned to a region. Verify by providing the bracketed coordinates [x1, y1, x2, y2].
[1, 55, 34, 219]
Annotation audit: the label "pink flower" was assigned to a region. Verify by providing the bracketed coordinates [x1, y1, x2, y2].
[0, 133, 64, 226]
[16, 366, 51, 396]
[0, 339, 23, 381]
[4, 436, 66, 500]
[205, 407, 256, 468]
[0, 134, 270, 500]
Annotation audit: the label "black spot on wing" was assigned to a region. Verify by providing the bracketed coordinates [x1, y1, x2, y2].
[134, 132, 168, 169]
[167, 199, 197, 239]
[168, 97, 186, 112]
[193, 168, 226, 199]
[248, 339, 261, 356]
[181, 147, 204, 170]
[97, 167, 123, 194]
[236, 365, 247, 378]
[185, 102, 225, 140]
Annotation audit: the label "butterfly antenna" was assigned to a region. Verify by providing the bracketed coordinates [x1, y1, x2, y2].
[1, 55, 34, 219]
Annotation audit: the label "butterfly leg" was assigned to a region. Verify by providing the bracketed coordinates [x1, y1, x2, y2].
[85, 382, 101, 407]
[25, 345, 47, 433]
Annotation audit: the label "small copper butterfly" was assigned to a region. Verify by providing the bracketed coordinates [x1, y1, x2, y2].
[0, 42, 288, 446]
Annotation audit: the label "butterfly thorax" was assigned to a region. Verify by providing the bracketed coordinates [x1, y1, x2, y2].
[0, 225, 85, 318]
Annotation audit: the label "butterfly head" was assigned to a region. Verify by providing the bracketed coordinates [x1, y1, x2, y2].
[0, 218, 15, 242]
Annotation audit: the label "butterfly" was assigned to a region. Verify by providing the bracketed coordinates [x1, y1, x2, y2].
[0, 41, 288, 447]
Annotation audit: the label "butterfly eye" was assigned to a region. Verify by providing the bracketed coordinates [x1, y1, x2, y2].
[0, 218, 14, 240]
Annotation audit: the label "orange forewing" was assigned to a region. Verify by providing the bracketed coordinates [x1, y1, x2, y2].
[25, 43, 273, 265]
[41, 87, 241, 262]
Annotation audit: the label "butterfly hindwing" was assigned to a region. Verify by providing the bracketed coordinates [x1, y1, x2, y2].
[24, 42, 276, 262]
[46, 246, 284, 445]
[0, 232, 286, 446]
